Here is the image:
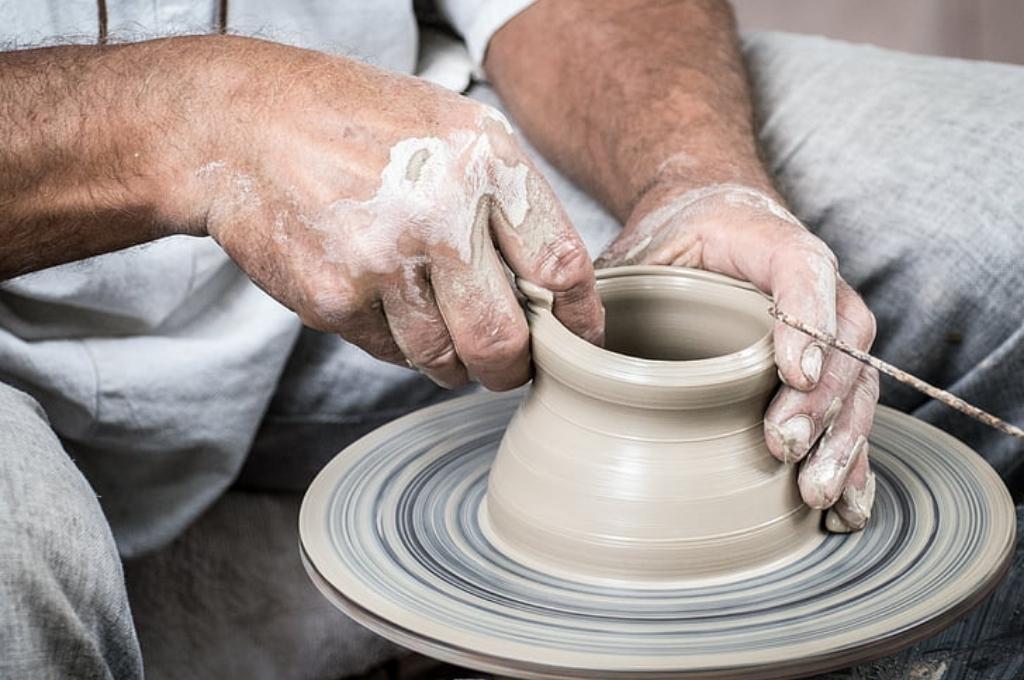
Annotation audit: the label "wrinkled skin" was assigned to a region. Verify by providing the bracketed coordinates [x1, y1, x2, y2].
[190, 40, 604, 391]
[597, 182, 880, 532]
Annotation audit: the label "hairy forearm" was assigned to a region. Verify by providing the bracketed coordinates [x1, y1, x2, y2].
[0, 38, 235, 280]
[486, 0, 775, 222]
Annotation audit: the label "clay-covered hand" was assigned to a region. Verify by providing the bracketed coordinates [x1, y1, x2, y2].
[182, 38, 603, 391]
[595, 183, 879, 532]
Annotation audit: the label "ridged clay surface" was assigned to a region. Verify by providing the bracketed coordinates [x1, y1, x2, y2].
[487, 267, 819, 584]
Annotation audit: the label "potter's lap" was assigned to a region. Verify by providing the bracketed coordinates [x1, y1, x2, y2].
[0, 383, 107, 546]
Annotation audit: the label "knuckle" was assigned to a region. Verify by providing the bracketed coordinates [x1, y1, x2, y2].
[458, 320, 529, 367]
[470, 101, 513, 132]
[855, 367, 881, 403]
[860, 313, 878, 349]
[786, 232, 838, 268]
[411, 334, 460, 373]
[810, 240, 839, 270]
[536, 236, 593, 293]
[845, 301, 878, 349]
[464, 98, 495, 119]
[302, 284, 362, 330]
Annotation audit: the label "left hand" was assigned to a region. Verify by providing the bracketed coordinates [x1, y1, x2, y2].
[596, 182, 880, 532]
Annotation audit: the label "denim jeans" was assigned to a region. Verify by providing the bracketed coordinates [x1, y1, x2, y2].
[2, 32, 1023, 679]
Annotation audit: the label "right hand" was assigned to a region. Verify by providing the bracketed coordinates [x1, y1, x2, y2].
[179, 37, 604, 390]
[596, 181, 879, 532]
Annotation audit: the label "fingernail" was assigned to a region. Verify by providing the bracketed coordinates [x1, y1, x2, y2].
[800, 344, 824, 384]
[776, 415, 814, 463]
[824, 508, 854, 533]
[411, 364, 459, 390]
[823, 397, 843, 430]
[799, 434, 866, 509]
[845, 436, 868, 476]
[827, 435, 869, 506]
[834, 470, 877, 531]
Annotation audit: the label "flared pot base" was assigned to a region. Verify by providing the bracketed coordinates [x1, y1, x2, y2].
[477, 495, 825, 589]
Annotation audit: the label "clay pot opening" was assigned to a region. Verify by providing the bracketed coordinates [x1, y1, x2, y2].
[519, 266, 776, 409]
[600, 279, 772, 362]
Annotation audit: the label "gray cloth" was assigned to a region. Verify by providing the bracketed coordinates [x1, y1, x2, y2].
[2, 30, 1023, 679]
[122, 492, 403, 680]
[0, 382, 141, 680]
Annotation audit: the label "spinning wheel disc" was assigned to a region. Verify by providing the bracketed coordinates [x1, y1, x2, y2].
[299, 391, 1015, 679]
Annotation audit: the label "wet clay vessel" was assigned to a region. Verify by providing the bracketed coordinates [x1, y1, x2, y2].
[485, 267, 820, 584]
[299, 266, 1016, 679]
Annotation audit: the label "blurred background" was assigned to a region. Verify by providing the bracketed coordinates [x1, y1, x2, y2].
[732, 0, 1024, 64]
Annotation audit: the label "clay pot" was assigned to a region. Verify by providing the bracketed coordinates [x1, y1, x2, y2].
[482, 265, 822, 585]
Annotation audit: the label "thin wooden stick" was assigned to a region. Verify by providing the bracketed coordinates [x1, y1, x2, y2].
[769, 306, 1024, 440]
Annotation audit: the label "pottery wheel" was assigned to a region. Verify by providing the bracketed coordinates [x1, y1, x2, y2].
[299, 391, 1015, 679]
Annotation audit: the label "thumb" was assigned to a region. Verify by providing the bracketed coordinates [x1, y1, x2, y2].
[489, 163, 604, 345]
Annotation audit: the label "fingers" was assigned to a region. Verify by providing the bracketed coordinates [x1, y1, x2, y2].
[304, 287, 406, 365]
[691, 217, 840, 391]
[767, 234, 838, 391]
[764, 280, 877, 463]
[798, 365, 880, 510]
[376, 248, 529, 391]
[596, 191, 838, 388]
[325, 143, 599, 388]
[825, 451, 877, 533]
[430, 215, 531, 391]
[489, 168, 605, 346]
[381, 264, 469, 389]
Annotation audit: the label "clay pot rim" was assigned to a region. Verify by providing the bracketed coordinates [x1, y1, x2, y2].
[521, 265, 775, 398]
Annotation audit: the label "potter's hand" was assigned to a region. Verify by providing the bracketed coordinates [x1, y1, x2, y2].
[190, 38, 603, 391]
[596, 184, 879, 532]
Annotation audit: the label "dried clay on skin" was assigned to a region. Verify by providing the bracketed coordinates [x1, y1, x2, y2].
[766, 415, 813, 464]
[314, 124, 529, 276]
[307, 107, 535, 325]
[597, 183, 802, 267]
[825, 470, 877, 532]
[800, 434, 868, 509]
[196, 161, 262, 213]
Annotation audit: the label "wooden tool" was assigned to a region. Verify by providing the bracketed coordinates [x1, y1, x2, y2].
[769, 306, 1024, 440]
